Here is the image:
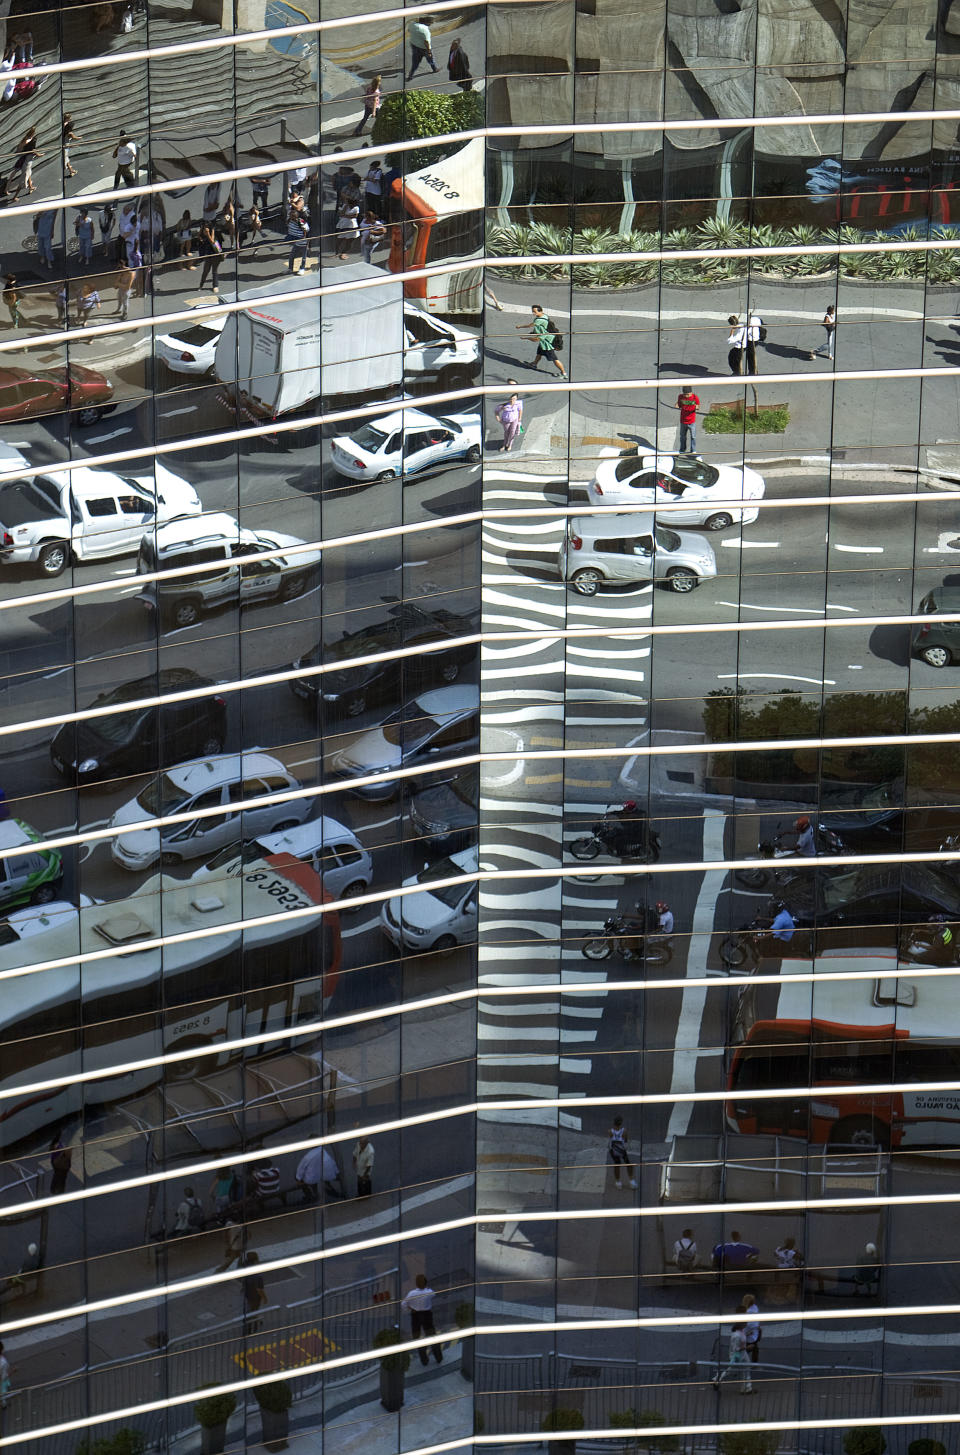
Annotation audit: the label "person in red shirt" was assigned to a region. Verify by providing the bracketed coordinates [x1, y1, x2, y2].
[675, 384, 700, 454]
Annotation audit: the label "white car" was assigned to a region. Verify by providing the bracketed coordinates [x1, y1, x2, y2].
[381, 845, 478, 952]
[110, 751, 309, 870]
[155, 314, 227, 376]
[403, 305, 479, 386]
[238, 817, 373, 904]
[330, 408, 482, 482]
[588, 453, 765, 529]
[0, 462, 202, 577]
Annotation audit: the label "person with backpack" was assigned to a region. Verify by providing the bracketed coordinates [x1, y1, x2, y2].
[520, 303, 567, 377]
[673, 1228, 698, 1272]
[173, 1185, 204, 1235]
[608, 1115, 636, 1190]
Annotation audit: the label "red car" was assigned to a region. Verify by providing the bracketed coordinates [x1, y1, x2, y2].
[0, 364, 115, 427]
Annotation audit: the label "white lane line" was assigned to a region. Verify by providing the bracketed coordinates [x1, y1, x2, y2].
[833, 544, 883, 554]
[666, 808, 726, 1142]
[716, 672, 837, 685]
[715, 600, 821, 615]
[847, 664, 863, 670]
[825, 603, 859, 612]
[82, 428, 128, 444]
[720, 539, 780, 549]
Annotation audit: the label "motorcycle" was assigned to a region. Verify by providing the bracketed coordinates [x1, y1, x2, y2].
[570, 819, 661, 871]
[719, 914, 812, 970]
[736, 820, 845, 891]
[581, 915, 672, 965]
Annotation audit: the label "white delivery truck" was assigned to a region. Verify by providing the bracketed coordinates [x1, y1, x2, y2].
[215, 262, 405, 422]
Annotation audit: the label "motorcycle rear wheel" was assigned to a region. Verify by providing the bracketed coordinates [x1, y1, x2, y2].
[582, 938, 614, 960]
[570, 836, 602, 861]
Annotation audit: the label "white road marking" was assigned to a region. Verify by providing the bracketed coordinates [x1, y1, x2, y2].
[719, 539, 780, 549]
[83, 428, 128, 444]
[715, 600, 819, 615]
[666, 808, 726, 1141]
[716, 672, 837, 685]
[926, 531, 960, 554]
[847, 664, 863, 670]
[825, 603, 859, 612]
[833, 543, 883, 554]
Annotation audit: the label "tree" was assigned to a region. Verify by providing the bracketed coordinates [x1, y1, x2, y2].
[842, 1429, 887, 1455]
[371, 89, 484, 171]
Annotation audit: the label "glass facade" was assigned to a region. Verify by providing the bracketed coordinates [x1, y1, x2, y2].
[1, 1, 960, 1453]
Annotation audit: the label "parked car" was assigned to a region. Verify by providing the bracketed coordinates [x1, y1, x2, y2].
[155, 313, 227, 376]
[50, 668, 227, 784]
[0, 363, 115, 426]
[137, 513, 321, 628]
[381, 845, 478, 952]
[197, 815, 372, 904]
[288, 602, 477, 719]
[911, 586, 960, 667]
[109, 751, 309, 870]
[408, 769, 479, 854]
[329, 407, 482, 482]
[328, 684, 480, 800]
[559, 514, 717, 595]
[588, 452, 765, 528]
[0, 819, 63, 909]
[403, 305, 480, 387]
[0, 463, 202, 577]
[789, 862, 960, 951]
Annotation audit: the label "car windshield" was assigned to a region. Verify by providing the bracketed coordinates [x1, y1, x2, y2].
[823, 782, 899, 811]
[349, 423, 389, 452]
[654, 524, 682, 552]
[137, 772, 191, 816]
[433, 415, 463, 433]
[173, 324, 221, 346]
[118, 478, 150, 499]
[380, 713, 444, 750]
[84, 709, 149, 747]
[0, 477, 61, 524]
[415, 855, 474, 907]
[613, 456, 645, 483]
[204, 841, 261, 872]
[668, 457, 720, 487]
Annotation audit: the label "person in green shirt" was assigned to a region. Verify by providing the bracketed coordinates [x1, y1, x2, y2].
[519, 303, 567, 377]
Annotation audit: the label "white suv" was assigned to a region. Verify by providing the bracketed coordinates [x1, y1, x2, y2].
[0, 461, 201, 578]
[109, 751, 310, 870]
[137, 512, 321, 628]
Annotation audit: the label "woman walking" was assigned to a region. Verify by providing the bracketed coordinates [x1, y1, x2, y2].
[9, 126, 41, 196]
[62, 113, 82, 177]
[197, 220, 222, 289]
[336, 198, 360, 259]
[114, 264, 136, 320]
[353, 73, 381, 135]
[447, 37, 472, 90]
[3, 274, 20, 328]
[495, 382, 523, 452]
[727, 314, 746, 375]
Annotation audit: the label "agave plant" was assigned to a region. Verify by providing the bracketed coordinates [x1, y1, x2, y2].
[697, 214, 750, 250]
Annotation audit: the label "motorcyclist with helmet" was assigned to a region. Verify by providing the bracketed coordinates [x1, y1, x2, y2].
[794, 815, 816, 856]
[602, 800, 649, 858]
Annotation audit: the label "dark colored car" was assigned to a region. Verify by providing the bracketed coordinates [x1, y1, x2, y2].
[0, 364, 115, 427]
[809, 780, 959, 858]
[408, 769, 479, 854]
[911, 586, 960, 668]
[789, 862, 960, 950]
[289, 602, 477, 720]
[50, 668, 227, 784]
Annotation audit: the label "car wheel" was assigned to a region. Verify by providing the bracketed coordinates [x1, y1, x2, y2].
[431, 933, 457, 953]
[439, 661, 461, 683]
[830, 1117, 889, 1150]
[705, 511, 734, 531]
[345, 692, 367, 718]
[921, 644, 951, 668]
[341, 880, 368, 906]
[280, 573, 308, 602]
[160, 851, 182, 867]
[667, 568, 698, 593]
[199, 735, 223, 757]
[272, 819, 300, 834]
[171, 599, 201, 629]
[571, 568, 602, 596]
[38, 541, 69, 577]
[376, 469, 399, 481]
[466, 445, 481, 463]
[75, 406, 103, 426]
[31, 883, 57, 905]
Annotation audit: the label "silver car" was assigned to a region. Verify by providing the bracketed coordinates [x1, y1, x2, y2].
[559, 513, 717, 596]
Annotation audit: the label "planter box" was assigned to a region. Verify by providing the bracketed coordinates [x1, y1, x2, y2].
[201, 1425, 227, 1455]
[259, 1408, 289, 1452]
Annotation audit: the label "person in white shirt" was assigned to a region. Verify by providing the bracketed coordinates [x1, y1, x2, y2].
[673, 1228, 697, 1271]
[776, 1236, 802, 1269]
[296, 1145, 344, 1202]
[352, 1136, 375, 1196]
[727, 315, 747, 375]
[408, 17, 439, 77]
[740, 1293, 761, 1362]
[401, 1274, 443, 1364]
[656, 900, 674, 936]
[364, 161, 383, 218]
[112, 131, 138, 188]
[712, 1324, 753, 1394]
[746, 312, 763, 373]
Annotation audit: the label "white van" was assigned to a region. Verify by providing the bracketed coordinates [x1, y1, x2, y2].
[559, 514, 717, 596]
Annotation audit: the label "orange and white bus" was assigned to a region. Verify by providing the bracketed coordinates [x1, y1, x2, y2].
[726, 954, 960, 1150]
[388, 137, 485, 316]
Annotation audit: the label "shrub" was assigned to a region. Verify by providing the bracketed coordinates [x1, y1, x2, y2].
[609, 1409, 680, 1450]
[254, 1382, 293, 1414]
[719, 1432, 780, 1455]
[371, 89, 483, 172]
[907, 1441, 946, 1455]
[842, 1430, 887, 1455]
[76, 1431, 147, 1455]
[193, 1391, 238, 1429]
[542, 1408, 586, 1433]
[374, 1326, 412, 1372]
[454, 1301, 474, 1328]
